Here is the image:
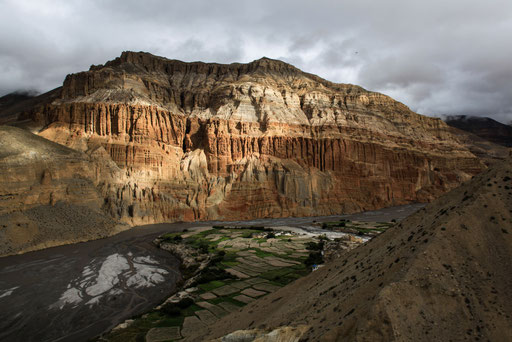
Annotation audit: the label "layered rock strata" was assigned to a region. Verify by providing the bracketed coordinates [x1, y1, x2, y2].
[5, 51, 485, 225]
[0, 126, 126, 256]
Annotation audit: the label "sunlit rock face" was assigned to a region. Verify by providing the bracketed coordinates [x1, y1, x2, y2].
[14, 51, 484, 224]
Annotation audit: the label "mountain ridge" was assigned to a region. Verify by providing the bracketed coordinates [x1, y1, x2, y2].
[0, 51, 488, 254]
[445, 114, 512, 147]
[97, 51, 367, 92]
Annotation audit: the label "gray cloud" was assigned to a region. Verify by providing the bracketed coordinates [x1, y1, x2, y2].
[0, 0, 511, 123]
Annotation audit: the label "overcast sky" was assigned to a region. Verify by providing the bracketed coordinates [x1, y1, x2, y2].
[1, 0, 511, 123]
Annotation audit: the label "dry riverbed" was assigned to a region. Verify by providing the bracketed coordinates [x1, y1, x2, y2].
[0, 203, 423, 342]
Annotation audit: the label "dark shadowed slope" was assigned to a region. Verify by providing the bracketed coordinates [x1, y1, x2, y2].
[445, 115, 512, 147]
[0, 92, 35, 111]
[190, 157, 512, 341]
[446, 125, 510, 166]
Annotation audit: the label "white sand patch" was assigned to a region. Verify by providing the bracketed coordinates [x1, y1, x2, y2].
[126, 262, 168, 288]
[0, 286, 19, 299]
[110, 288, 123, 295]
[85, 254, 129, 297]
[51, 253, 169, 309]
[58, 288, 82, 307]
[133, 255, 159, 265]
[86, 296, 101, 306]
[81, 265, 94, 277]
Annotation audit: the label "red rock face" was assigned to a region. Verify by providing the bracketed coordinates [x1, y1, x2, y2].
[13, 51, 485, 224]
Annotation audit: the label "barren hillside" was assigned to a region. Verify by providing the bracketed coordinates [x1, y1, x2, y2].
[190, 157, 512, 341]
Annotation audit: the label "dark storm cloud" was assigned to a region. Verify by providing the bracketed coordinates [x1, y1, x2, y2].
[0, 0, 511, 123]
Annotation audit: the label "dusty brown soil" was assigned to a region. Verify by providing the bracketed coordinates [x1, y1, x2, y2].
[190, 157, 512, 341]
[0, 205, 421, 342]
[0, 125, 126, 256]
[0, 202, 125, 256]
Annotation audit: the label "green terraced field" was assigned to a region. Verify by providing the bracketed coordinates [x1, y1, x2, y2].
[99, 226, 317, 341]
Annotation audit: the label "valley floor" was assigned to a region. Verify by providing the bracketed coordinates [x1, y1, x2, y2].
[0, 204, 423, 342]
[98, 218, 402, 341]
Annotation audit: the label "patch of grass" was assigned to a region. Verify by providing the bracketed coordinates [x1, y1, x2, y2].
[221, 261, 239, 267]
[196, 229, 218, 237]
[183, 229, 224, 247]
[260, 267, 294, 281]
[193, 266, 234, 286]
[291, 262, 307, 270]
[154, 315, 184, 328]
[253, 248, 275, 258]
[183, 236, 216, 253]
[198, 280, 225, 292]
[180, 304, 202, 317]
[160, 298, 195, 317]
[304, 251, 323, 267]
[99, 311, 167, 342]
[352, 227, 386, 234]
[306, 241, 324, 251]
[161, 232, 184, 243]
[260, 266, 309, 286]
[222, 251, 238, 262]
[267, 251, 304, 262]
[282, 272, 306, 283]
[241, 231, 254, 238]
[208, 295, 245, 307]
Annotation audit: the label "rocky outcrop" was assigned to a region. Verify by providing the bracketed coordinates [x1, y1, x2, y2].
[5, 51, 485, 226]
[0, 126, 126, 256]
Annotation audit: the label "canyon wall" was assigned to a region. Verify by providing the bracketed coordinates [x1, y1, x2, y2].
[8, 51, 485, 225]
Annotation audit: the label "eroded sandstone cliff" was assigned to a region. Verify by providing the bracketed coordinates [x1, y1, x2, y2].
[6, 51, 485, 225]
